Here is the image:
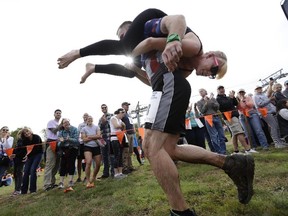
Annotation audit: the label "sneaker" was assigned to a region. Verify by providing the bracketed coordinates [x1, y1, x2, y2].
[97, 175, 109, 180]
[76, 178, 82, 182]
[170, 208, 197, 216]
[11, 191, 21, 196]
[245, 149, 258, 154]
[114, 173, 127, 180]
[275, 143, 288, 149]
[68, 181, 74, 187]
[223, 154, 255, 204]
[45, 185, 54, 191]
[58, 182, 64, 189]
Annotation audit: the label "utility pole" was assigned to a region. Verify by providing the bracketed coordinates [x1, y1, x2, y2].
[130, 101, 148, 127]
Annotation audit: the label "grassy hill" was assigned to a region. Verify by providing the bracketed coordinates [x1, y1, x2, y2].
[0, 144, 287, 216]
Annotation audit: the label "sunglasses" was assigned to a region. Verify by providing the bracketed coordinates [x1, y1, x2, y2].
[2, 129, 9, 132]
[209, 56, 219, 79]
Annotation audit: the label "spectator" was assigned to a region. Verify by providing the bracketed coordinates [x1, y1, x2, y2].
[185, 103, 205, 149]
[276, 98, 288, 143]
[110, 108, 126, 179]
[12, 129, 26, 196]
[76, 113, 89, 183]
[98, 104, 114, 179]
[237, 88, 270, 150]
[254, 86, 288, 148]
[282, 80, 288, 97]
[132, 134, 144, 166]
[43, 109, 62, 191]
[121, 102, 136, 174]
[0, 126, 14, 185]
[57, 119, 79, 191]
[0, 173, 13, 187]
[197, 88, 227, 154]
[20, 127, 43, 194]
[216, 86, 257, 154]
[81, 116, 102, 188]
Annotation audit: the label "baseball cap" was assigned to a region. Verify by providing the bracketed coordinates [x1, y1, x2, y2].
[217, 85, 224, 90]
[238, 88, 246, 93]
[121, 102, 130, 106]
[255, 85, 262, 90]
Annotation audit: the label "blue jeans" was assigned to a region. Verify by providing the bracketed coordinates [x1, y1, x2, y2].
[101, 139, 114, 177]
[239, 114, 259, 148]
[21, 153, 42, 193]
[205, 115, 226, 154]
[0, 165, 9, 182]
[248, 114, 269, 148]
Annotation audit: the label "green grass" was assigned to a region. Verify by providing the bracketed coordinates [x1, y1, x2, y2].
[0, 143, 288, 216]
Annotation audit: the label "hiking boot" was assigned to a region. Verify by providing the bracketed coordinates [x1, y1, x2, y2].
[58, 182, 64, 189]
[68, 181, 74, 187]
[223, 154, 255, 204]
[170, 208, 197, 216]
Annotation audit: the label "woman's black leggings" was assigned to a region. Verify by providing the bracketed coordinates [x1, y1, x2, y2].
[80, 8, 167, 57]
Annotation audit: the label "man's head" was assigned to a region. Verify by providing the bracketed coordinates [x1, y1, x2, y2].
[255, 85, 263, 93]
[217, 85, 225, 95]
[83, 113, 89, 122]
[54, 109, 62, 120]
[116, 21, 132, 40]
[121, 102, 130, 111]
[101, 104, 108, 114]
[198, 88, 208, 97]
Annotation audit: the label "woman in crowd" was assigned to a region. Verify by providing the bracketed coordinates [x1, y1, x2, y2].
[81, 116, 102, 188]
[276, 98, 288, 143]
[21, 127, 43, 194]
[57, 118, 79, 191]
[110, 109, 126, 179]
[0, 126, 14, 182]
[12, 129, 26, 195]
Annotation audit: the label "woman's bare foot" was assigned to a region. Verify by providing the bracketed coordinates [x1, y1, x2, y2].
[80, 63, 95, 84]
[57, 50, 81, 69]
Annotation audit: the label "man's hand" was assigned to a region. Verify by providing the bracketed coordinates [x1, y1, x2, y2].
[162, 41, 183, 72]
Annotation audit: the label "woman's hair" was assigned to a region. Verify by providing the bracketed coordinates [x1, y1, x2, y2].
[114, 108, 125, 114]
[276, 98, 288, 112]
[59, 118, 70, 130]
[20, 126, 33, 139]
[215, 51, 227, 80]
[272, 83, 282, 91]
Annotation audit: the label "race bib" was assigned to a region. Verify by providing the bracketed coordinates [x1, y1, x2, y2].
[145, 91, 162, 124]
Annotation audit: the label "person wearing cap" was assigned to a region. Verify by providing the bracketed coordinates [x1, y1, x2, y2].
[254, 86, 288, 148]
[0, 126, 14, 182]
[121, 102, 136, 174]
[216, 86, 257, 154]
[197, 88, 227, 155]
[236, 89, 269, 150]
[98, 104, 114, 179]
[282, 80, 288, 98]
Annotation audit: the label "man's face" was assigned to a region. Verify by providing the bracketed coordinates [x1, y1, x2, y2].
[199, 89, 207, 97]
[101, 105, 108, 114]
[117, 24, 131, 40]
[83, 113, 89, 121]
[218, 87, 225, 95]
[54, 111, 62, 120]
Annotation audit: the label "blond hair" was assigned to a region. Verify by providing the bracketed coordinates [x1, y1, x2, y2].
[215, 51, 227, 80]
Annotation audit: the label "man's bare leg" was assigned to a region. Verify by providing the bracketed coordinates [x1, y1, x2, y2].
[57, 50, 81, 69]
[80, 63, 95, 84]
[143, 130, 188, 211]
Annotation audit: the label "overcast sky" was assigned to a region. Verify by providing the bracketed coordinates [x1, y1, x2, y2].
[1, 0, 288, 135]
